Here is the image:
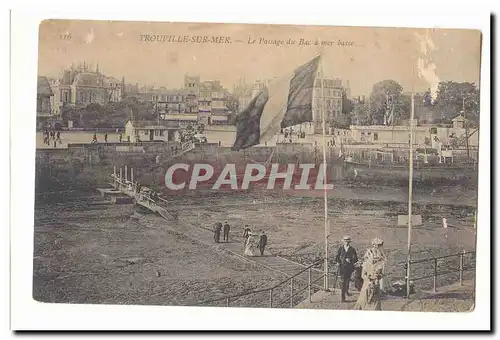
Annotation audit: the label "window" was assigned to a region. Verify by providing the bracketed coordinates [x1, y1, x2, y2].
[374, 132, 379, 141]
[430, 127, 437, 134]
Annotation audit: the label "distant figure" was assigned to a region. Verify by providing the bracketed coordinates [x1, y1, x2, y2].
[243, 225, 251, 239]
[223, 221, 230, 242]
[258, 231, 267, 256]
[119, 133, 122, 142]
[171, 146, 174, 154]
[127, 136, 131, 143]
[53, 139, 57, 148]
[104, 133, 108, 143]
[213, 223, 222, 243]
[218, 141, 221, 146]
[335, 235, 358, 302]
[92, 133, 97, 143]
[175, 146, 178, 154]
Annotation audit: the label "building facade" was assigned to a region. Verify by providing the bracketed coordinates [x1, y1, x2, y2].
[37, 76, 53, 117]
[312, 75, 344, 132]
[49, 62, 123, 115]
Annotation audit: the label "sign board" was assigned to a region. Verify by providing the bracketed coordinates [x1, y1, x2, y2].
[116, 146, 145, 153]
[397, 215, 423, 226]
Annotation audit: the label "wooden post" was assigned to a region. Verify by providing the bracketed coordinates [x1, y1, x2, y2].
[290, 278, 294, 308]
[460, 250, 465, 286]
[433, 258, 438, 292]
[125, 165, 128, 182]
[113, 165, 116, 178]
[308, 268, 312, 302]
[131, 167, 134, 184]
[269, 289, 273, 308]
[226, 297, 229, 307]
[119, 168, 123, 190]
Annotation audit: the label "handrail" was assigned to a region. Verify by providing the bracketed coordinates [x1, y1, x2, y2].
[196, 259, 324, 306]
[410, 251, 475, 265]
[399, 250, 476, 294]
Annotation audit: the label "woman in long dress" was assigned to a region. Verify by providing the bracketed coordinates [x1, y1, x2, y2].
[244, 233, 259, 256]
[354, 238, 387, 311]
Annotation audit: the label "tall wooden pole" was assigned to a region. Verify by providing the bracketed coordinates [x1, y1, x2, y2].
[320, 54, 329, 290]
[406, 68, 415, 298]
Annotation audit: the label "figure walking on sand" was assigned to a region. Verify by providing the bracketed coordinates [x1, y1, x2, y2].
[223, 221, 230, 242]
[354, 238, 387, 311]
[244, 232, 259, 256]
[258, 231, 267, 256]
[213, 222, 222, 243]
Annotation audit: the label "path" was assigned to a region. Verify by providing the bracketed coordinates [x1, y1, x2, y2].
[104, 180, 339, 293]
[295, 279, 475, 312]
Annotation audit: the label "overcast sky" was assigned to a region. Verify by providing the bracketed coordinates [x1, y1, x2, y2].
[38, 20, 481, 97]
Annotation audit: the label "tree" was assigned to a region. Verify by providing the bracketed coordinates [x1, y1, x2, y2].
[368, 80, 406, 124]
[225, 94, 239, 125]
[341, 89, 354, 115]
[434, 81, 480, 124]
[351, 101, 371, 125]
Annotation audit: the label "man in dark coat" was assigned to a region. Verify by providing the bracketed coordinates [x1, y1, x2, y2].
[335, 235, 358, 302]
[223, 221, 230, 243]
[258, 231, 267, 256]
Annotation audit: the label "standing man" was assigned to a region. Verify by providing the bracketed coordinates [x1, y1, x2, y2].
[335, 235, 358, 302]
[223, 221, 230, 243]
[258, 231, 267, 256]
[119, 133, 122, 143]
[104, 132, 108, 143]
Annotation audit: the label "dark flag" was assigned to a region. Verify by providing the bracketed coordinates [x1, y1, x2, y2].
[232, 88, 269, 150]
[281, 56, 321, 129]
[231, 56, 320, 151]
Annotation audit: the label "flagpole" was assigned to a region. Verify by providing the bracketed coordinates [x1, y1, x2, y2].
[406, 65, 415, 298]
[320, 53, 329, 291]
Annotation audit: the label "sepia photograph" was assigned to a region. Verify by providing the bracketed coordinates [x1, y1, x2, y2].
[9, 5, 491, 331]
[32, 19, 482, 312]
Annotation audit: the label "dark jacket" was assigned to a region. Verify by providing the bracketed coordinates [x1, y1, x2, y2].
[223, 223, 230, 233]
[259, 234, 267, 248]
[335, 245, 358, 276]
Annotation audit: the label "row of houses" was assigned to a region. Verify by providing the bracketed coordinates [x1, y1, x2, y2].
[233, 75, 349, 133]
[36, 63, 235, 127]
[333, 115, 479, 149]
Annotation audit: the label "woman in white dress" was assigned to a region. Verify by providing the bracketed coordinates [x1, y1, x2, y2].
[244, 233, 259, 256]
[354, 238, 387, 310]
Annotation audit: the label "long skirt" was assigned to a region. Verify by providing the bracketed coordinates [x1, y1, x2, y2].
[354, 280, 382, 311]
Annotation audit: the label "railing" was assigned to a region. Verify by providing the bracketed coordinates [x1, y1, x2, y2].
[195, 259, 331, 308]
[409, 250, 476, 293]
[391, 251, 476, 295]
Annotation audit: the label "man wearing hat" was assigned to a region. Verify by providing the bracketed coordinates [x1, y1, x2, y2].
[223, 221, 231, 243]
[335, 235, 358, 302]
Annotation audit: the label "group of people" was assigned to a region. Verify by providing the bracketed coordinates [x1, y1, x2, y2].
[212, 223, 268, 257]
[243, 225, 267, 257]
[42, 130, 62, 147]
[334, 235, 387, 310]
[213, 221, 231, 243]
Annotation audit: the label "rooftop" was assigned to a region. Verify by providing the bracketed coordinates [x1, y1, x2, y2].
[127, 120, 180, 129]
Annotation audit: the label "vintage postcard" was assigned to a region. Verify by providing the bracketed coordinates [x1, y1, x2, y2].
[32, 19, 482, 316]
